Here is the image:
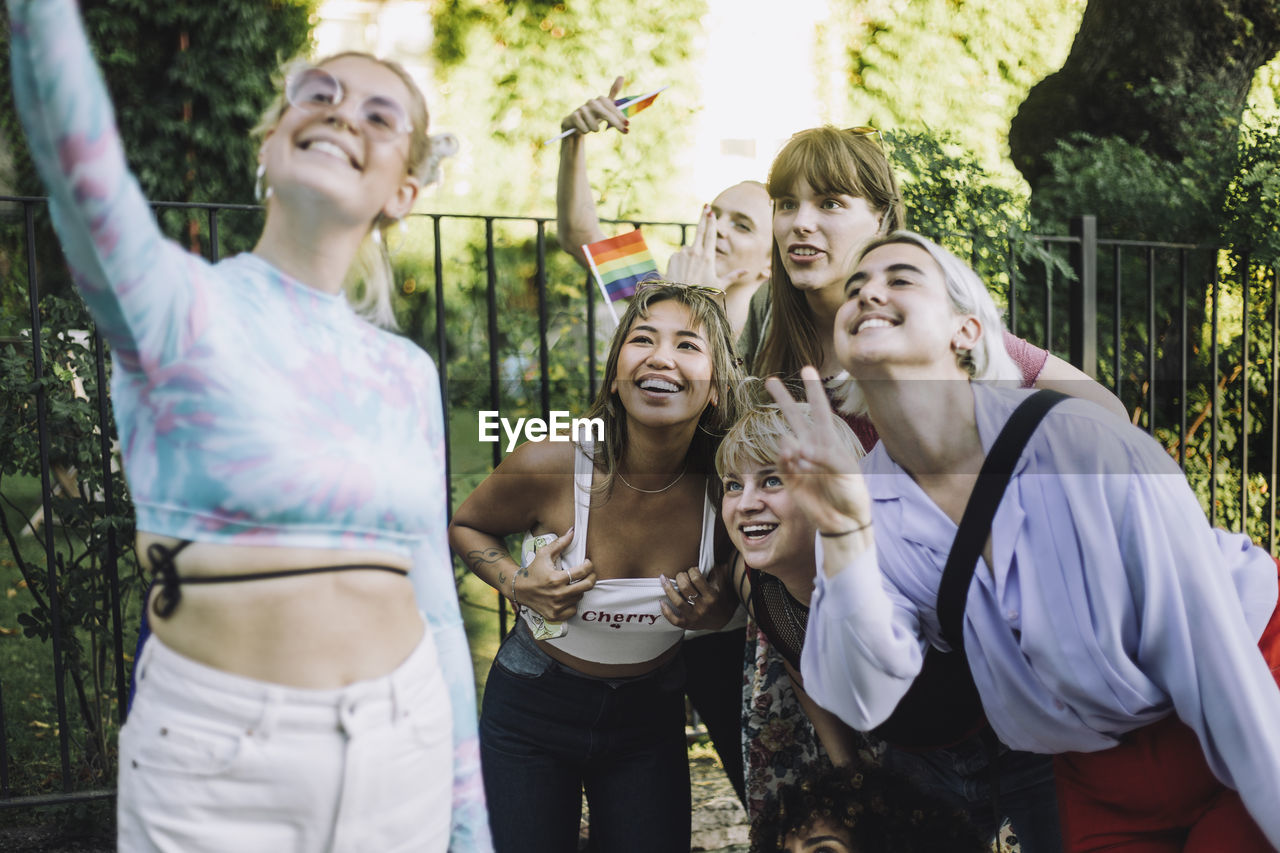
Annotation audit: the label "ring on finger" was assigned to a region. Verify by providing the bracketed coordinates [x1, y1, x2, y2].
[566, 568, 575, 584]
[686, 594, 698, 606]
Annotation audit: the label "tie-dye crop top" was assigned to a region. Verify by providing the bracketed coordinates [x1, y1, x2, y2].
[7, 1, 490, 848]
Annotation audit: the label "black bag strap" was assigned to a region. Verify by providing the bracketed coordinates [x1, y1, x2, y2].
[936, 389, 1068, 653]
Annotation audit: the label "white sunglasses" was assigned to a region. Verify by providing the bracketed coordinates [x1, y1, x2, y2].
[285, 67, 412, 141]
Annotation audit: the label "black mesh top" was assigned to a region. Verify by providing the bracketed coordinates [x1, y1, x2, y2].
[747, 565, 809, 671]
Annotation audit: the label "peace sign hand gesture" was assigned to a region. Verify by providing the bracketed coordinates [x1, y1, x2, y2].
[764, 368, 874, 549]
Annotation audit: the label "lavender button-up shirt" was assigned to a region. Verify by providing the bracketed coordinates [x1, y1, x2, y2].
[803, 383, 1280, 846]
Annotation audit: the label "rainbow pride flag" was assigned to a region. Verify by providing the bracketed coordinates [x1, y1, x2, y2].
[583, 229, 661, 323]
[617, 85, 667, 117]
[542, 85, 669, 145]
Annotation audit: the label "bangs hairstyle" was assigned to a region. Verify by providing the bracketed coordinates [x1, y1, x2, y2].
[585, 282, 746, 496]
[833, 231, 1023, 417]
[754, 126, 906, 380]
[716, 392, 865, 484]
[252, 52, 448, 331]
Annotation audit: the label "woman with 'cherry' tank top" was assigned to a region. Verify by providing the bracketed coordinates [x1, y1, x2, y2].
[450, 283, 747, 853]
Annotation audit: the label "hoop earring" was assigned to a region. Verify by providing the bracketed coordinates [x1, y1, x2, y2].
[254, 164, 272, 203]
[697, 405, 723, 437]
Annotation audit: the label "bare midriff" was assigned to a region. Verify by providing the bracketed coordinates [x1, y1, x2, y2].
[536, 637, 681, 680]
[138, 532, 423, 689]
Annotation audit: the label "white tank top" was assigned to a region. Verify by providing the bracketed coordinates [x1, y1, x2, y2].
[539, 440, 717, 665]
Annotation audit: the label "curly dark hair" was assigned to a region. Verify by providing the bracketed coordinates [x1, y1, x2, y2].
[749, 765, 985, 853]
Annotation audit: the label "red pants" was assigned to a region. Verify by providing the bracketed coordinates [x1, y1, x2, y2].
[1054, 559, 1280, 852]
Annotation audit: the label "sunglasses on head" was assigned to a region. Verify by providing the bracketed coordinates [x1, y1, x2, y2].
[636, 280, 724, 299]
[846, 125, 883, 146]
[285, 67, 412, 142]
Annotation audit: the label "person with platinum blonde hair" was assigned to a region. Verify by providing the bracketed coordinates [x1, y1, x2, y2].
[767, 232, 1280, 852]
[6, 0, 488, 849]
[558, 77, 773, 336]
[831, 231, 1022, 419]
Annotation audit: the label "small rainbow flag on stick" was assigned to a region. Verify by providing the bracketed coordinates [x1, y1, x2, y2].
[618, 85, 667, 117]
[582, 229, 661, 324]
[543, 86, 669, 145]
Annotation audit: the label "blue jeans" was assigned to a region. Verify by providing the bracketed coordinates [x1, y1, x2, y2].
[480, 624, 691, 853]
[881, 730, 1063, 853]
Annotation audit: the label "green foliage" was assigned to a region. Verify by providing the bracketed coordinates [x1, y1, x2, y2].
[1157, 255, 1280, 541]
[391, 213, 616, 485]
[0, 0, 312, 798]
[0, 291, 141, 794]
[889, 128, 1058, 283]
[1030, 81, 1240, 242]
[3, 0, 313, 208]
[1221, 120, 1280, 265]
[424, 0, 706, 220]
[1035, 133, 1218, 240]
[1025, 73, 1280, 538]
[0, 0, 311, 332]
[821, 0, 1086, 187]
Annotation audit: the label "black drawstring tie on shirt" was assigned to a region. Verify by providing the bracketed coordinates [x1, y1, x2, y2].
[146, 539, 410, 619]
[148, 540, 194, 619]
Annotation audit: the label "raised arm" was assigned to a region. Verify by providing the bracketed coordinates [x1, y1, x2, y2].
[555, 77, 627, 267]
[8, 0, 197, 366]
[766, 368, 925, 730]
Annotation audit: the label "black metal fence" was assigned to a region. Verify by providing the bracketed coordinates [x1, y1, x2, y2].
[0, 198, 1276, 812]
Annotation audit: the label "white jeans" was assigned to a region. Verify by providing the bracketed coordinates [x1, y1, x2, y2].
[117, 627, 452, 853]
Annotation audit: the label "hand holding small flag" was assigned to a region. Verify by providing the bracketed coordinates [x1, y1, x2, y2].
[545, 78, 668, 146]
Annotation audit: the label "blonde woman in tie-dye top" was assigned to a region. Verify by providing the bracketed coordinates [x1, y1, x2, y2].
[7, 1, 490, 850]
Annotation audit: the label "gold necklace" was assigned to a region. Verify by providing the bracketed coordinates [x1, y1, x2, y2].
[617, 463, 687, 495]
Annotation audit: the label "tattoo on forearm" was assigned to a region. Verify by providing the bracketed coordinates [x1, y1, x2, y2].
[465, 547, 510, 575]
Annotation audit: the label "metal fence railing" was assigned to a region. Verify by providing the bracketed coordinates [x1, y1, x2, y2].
[1, 198, 1276, 811]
